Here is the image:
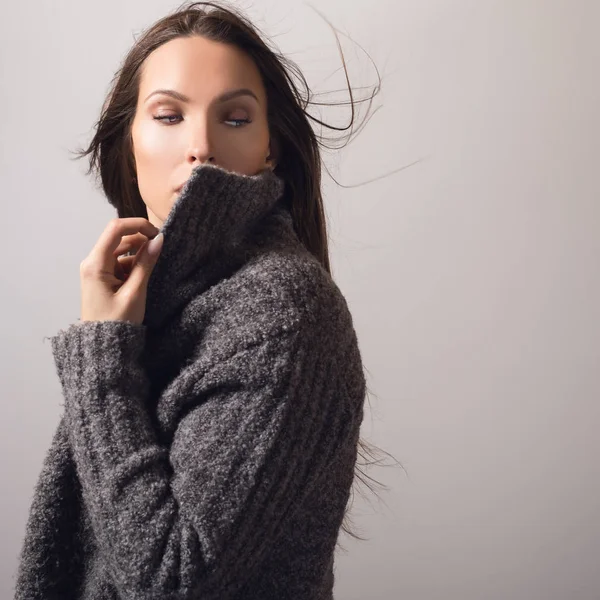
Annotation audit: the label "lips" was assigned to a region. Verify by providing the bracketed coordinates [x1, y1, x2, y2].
[175, 177, 191, 193]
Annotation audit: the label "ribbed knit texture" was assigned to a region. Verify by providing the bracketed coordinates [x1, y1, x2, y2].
[13, 163, 366, 600]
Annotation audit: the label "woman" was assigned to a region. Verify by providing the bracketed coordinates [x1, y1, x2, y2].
[13, 2, 385, 598]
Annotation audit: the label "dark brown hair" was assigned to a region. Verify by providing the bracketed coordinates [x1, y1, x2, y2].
[71, 0, 404, 546]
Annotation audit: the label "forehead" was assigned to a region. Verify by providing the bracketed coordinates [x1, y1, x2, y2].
[138, 35, 266, 104]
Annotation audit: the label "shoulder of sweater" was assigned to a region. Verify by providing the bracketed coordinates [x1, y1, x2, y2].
[186, 250, 367, 418]
[198, 249, 360, 354]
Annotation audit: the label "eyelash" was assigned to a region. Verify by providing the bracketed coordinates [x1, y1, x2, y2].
[152, 114, 252, 128]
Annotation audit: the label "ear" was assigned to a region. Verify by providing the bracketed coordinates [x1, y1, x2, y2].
[266, 137, 278, 170]
[265, 152, 276, 170]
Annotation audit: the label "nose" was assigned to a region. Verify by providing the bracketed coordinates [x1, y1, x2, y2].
[187, 151, 215, 165]
[184, 124, 215, 165]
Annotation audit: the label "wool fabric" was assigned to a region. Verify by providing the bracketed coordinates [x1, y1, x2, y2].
[13, 163, 366, 600]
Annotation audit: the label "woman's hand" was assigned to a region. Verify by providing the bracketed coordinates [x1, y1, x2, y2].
[79, 217, 165, 325]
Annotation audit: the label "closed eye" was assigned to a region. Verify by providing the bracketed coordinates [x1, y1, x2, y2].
[152, 115, 252, 128]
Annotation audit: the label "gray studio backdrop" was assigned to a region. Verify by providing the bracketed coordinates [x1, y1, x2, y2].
[1, 1, 599, 599]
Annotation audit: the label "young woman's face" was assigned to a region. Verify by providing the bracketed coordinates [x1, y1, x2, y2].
[130, 35, 275, 227]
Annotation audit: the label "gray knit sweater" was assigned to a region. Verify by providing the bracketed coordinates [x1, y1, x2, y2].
[13, 163, 366, 600]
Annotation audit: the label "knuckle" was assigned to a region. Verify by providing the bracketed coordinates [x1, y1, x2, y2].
[79, 258, 99, 278]
[119, 287, 135, 302]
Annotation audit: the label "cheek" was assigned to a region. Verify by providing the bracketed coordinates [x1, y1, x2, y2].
[131, 119, 177, 222]
[225, 126, 270, 163]
[132, 120, 174, 187]
[133, 118, 176, 162]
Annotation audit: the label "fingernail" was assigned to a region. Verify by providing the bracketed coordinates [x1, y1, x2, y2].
[146, 232, 164, 257]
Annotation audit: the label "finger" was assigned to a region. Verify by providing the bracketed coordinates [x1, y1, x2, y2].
[114, 232, 151, 257]
[89, 218, 159, 274]
[125, 235, 161, 291]
[116, 254, 137, 274]
[114, 254, 137, 281]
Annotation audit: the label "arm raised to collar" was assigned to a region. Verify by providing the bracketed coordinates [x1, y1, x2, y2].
[49, 293, 363, 599]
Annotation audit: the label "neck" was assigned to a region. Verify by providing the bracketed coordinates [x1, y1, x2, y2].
[142, 164, 291, 329]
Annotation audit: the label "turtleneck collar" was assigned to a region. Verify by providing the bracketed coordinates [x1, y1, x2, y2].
[142, 163, 288, 330]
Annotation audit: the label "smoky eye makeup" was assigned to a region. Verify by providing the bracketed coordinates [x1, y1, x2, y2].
[148, 102, 256, 121]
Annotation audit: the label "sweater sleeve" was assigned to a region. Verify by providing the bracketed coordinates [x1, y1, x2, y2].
[49, 317, 354, 600]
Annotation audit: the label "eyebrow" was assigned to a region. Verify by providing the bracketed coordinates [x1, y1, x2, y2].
[144, 87, 259, 104]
